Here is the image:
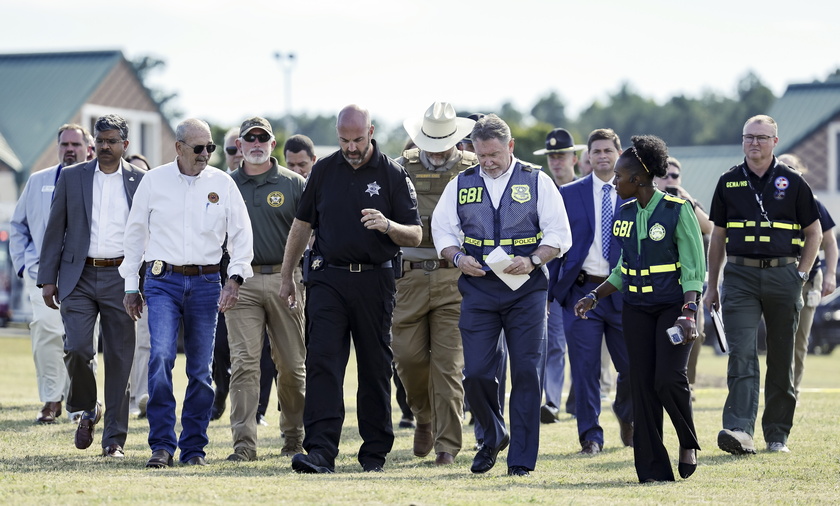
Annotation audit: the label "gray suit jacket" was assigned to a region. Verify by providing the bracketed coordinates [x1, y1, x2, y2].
[37, 158, 146, 301]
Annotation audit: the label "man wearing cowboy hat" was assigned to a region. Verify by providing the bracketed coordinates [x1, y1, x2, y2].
[534, 128, 586, 187]
[392, 102, 476, 466]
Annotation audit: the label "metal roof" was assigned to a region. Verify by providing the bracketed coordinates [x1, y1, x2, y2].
[0, 50, 122, 172]
[769, 81, 840, 153]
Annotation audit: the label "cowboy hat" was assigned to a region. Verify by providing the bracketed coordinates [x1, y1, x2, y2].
[403, 102, 476, 153]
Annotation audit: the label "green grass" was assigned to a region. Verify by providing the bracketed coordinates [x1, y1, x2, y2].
[1, 332, 839, 504]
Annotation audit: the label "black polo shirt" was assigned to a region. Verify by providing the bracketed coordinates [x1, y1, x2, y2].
[296, 140, 420, 265]
[710, 157, 820, 258]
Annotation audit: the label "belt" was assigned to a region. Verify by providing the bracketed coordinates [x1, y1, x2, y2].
[576, 271, 608, 286]
[404, 259, 454, 271]
[327, 260, 392, 272]
[157, 263, 221, 275]
[85, 256, 124, 267]
[252, 264, 283, 274]
[727, 256, 797, 268]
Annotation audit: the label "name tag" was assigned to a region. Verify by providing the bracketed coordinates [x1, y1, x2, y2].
[41, 185, 55, 193]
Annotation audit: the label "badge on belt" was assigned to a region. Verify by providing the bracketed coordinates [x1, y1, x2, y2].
[310, 256, 324, 271]
[151, 260, 164, 275]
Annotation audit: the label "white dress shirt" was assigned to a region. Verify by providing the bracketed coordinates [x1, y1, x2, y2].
[88, 162, 129, 258]
[431, 156, 572, 260]
[120, 160, 254, 291]
[581, 174, 616, 277]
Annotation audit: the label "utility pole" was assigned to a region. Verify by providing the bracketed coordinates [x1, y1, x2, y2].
[274, 52, 296, 135]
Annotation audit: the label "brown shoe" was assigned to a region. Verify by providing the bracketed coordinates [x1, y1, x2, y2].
[613, 404, 634, 447]
[578, 440, 602, 455]
[434, 452, 455, 465]
[280, 440, 303, 457]
[413, 422, 434, 457]
[36, 401, 62, 424]
[74, 402, 102, 450]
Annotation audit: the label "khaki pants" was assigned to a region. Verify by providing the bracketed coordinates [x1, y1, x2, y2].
[794, 268, 822, 398]
[392, 267, 464, 456]
[26, 276, 69, 403]
[225, 269, 306, 452]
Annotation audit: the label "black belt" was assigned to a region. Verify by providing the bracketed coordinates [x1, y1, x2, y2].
[576, 271, 608, 286]
[727, 256, 797, 268]
[251, 264, 283, 274]
[404, 259, 454, 271]
[147, 262, 221, 276]
[327, 261, 392, 272]
[85, 256, 123, 267]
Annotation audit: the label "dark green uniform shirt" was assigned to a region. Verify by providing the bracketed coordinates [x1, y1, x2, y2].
[231, 158, 305, 265]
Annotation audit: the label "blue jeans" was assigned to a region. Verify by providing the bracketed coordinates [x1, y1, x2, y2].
[144, 267, 220, 462]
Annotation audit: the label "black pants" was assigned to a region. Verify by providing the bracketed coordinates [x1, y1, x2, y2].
[622, 302, 700, 482]
[302, 267, 396, 469]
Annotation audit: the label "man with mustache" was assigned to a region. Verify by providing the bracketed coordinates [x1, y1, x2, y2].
[121, 118, 254, 467]
[11, 124, 92, 425]
[280, 105, 421, 473]
[37, 115, 146, 458]
[224, 117, 307, 461]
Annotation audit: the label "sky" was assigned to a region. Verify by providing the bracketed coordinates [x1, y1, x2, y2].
[3, 0, 839, 131]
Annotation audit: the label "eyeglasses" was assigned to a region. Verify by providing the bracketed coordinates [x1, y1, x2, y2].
[225, 146, 239, 156]
[180, 141, 216, 154]
[742, 135, 774, 144]
[243, 132, 272, 143]
[95, 138, 123, 145]
[662, 172, 680, 179]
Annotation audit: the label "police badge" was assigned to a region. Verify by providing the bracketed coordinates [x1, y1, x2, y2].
[151, 260, 164, 275]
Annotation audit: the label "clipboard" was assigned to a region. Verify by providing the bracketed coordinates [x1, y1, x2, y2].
[710, 303, 728, 354]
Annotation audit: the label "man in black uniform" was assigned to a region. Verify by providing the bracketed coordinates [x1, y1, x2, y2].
[705, 115, 821, 455]
[279, 104, 422, 473]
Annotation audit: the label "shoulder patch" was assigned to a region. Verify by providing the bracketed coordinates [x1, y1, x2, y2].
[663, 194, 687, 204]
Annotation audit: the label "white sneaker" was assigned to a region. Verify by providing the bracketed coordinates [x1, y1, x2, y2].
[68, 411, 83, 423]
[767, 442, 790, 453]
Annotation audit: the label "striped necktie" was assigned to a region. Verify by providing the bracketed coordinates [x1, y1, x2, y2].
[601, 184, 613, 261]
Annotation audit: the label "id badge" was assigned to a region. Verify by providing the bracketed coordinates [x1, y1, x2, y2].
[151, 260, 164, 275]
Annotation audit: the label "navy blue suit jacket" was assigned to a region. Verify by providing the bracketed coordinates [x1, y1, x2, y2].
[548, 173, 628, 307]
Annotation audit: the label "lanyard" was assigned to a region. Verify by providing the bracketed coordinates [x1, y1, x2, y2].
[740, 165, 775, 227]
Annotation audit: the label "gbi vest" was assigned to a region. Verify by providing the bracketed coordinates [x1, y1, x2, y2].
[400, 148, 478, 249]
[613, 194, 685, 305]
[456, 162, 542, 263]
[719, 161, 807, 257]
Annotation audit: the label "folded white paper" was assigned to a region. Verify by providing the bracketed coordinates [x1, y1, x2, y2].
[485, 246, 529, 291]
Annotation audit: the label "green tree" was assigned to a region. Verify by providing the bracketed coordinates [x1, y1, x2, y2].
[530, 91, 568, 127]
[131, 56, 182, 121]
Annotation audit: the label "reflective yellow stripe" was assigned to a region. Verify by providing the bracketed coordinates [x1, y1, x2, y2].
[727, 222, 745, 228]
[759, 236, 771, 242]
[513, 237, 537, 246]
[642, 286, 653, 293]
[745, 236, 755, 242]
[746, 221, 756, 227]
[792, 238, 805, 246]
[484, 239, 495, 246]
[628, 285, 654, 293]
[465, 233, 543, 249]
[760, 221, 801, 230]
[499, 239, 512, 245]
[464, 237, 482, 247]
[649, 263, 679, 273]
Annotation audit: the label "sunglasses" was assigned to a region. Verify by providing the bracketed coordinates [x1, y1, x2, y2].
[225, 146, 239, 156]
[663, 172, 680, 179]
[243, 132, 272, 143]
[180, 141, 216, 154]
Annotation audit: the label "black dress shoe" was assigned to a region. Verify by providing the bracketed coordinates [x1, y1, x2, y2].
[291, 453, 334, 474]
[362, 462, 384, 472]
[470, 433, 510, 474]
[578, 440, 602, 455]
[507, 465, 530, 476]
[540, 404, 560, 424]
[146, 449, 173, 468]
[678, 447, 697, 479]
[186, 456, 207, 466]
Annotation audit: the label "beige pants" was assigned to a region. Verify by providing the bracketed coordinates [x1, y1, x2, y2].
[26, 276, 69, 403]
[794, 269, 822, 397]
[225, 269, 306, 452]
[392, 267, 464, 456]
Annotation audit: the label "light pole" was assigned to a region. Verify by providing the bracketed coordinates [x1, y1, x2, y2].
[274, 52, 296, 134]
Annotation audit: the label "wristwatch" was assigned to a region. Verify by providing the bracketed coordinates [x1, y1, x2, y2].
[798, 271, 809, 282]
[682, 301, 698, 313]
[229, 274, 244, 286]
[530, 254, 543, 268]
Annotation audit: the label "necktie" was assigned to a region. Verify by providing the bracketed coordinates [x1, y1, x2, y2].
[601, 184, 613, 261]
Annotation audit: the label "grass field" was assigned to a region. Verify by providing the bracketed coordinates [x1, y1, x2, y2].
[1, 331, 838, 505]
